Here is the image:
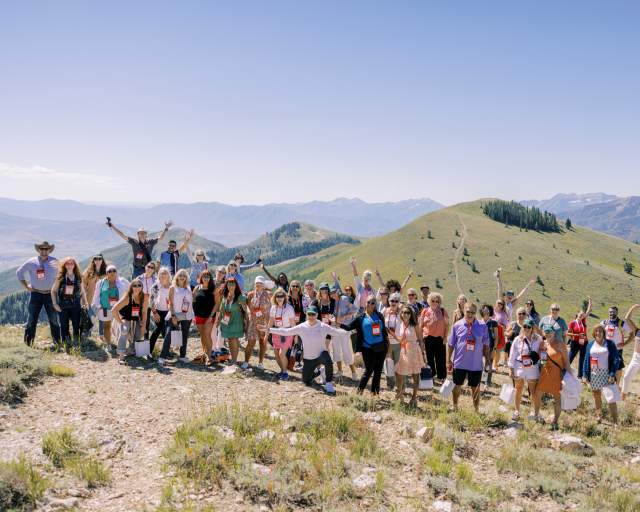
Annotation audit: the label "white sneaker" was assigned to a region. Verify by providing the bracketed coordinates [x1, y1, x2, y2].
[257, 363, 265, 370]
[241, 362, 250, 370]
[179, 357, 190, 363]
[511, 411, 520, 421]
[158, 358, 166, 366]
[324, 382, 336, 395]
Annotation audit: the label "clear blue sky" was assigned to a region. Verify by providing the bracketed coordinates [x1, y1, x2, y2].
[1, 1, 638, 205]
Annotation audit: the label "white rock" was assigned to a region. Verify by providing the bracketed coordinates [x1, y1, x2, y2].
[256, 429, 276, 441]
[215, 426, 235, 439]
[352, 473, 376, 490]
[252, 463, 271, 475]
[399, 440, 411, 448]
[48, 497, 80, 509]
[504, 427, 519, 438]
[549, 433, 594, 457]
[430, 500, 453, 512]
[415, 426, 433, 442]
[363, 412, 382, 423]
[498, 405, 508, 413]
[270, 411, 282, 421]
[221, 365, 237, 375]
[630, 455, 640, 464]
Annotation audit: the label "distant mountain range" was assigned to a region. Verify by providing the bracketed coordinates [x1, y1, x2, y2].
[522, 193, 640, 242]
[0, 197, 443, 247]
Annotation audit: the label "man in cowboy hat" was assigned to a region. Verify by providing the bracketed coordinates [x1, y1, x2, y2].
[16, 241, 62, 346]
[107, 219, 173, 278]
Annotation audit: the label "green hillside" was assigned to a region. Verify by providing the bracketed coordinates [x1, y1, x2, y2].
[260, 200, 640, 319]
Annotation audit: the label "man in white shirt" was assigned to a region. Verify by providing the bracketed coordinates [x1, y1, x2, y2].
[270, 305, 346, 395]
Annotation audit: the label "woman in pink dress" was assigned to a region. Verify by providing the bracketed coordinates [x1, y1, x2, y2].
[395, 306, 426, 406]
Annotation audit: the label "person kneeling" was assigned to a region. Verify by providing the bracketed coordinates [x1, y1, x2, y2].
[269, 306, 346, 395]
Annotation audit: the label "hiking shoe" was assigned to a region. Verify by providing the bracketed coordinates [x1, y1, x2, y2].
[351, 369, 358, 380]
[241, 362, 250, 370]
[280, 372, 289, 381]
[257, 363, 265, 370]
[324, 382, 336, 395]
[179, 357, 190, 363]
[158, 358, 167, 366]
[511, 411, 520, 421]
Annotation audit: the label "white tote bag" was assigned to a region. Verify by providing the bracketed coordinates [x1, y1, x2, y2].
[135, 339, 150, 357]
[560, 389, 581, 410]
[602, 384, 621, 404]
[439, 378, 454, 399]
[562, 372, 582, 396]
[384, 357, 395, 377]
[499, 382, 516, 405]
[170, 328, 183, 348]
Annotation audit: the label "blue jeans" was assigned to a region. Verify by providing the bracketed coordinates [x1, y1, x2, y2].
[132, 266, 145, 278]
[25, 291, 61, 346]
[59, 307, 81, 342]
[569, 342, 587, 379]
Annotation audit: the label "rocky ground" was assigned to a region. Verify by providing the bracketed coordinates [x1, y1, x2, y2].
[1, 327, 639, 511]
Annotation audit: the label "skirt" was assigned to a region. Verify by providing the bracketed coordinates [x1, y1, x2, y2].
[395, 341, 425, 376]
[590, 368, 609, 391]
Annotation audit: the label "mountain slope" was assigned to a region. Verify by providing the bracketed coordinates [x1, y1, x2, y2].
[0, 197, 443, 244]
[265, 200, 640, 319]
[0, 213, 135, 271]
[522, 193, 619, 213]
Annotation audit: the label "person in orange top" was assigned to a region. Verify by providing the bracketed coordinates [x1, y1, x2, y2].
[534, 326, 571, 430]
[420, 292, 449, 381]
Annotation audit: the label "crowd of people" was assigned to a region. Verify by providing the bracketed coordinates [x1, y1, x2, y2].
[14, 222, 640, 428]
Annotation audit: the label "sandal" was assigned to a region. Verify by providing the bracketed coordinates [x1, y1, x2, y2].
[192, 353, 207, 365]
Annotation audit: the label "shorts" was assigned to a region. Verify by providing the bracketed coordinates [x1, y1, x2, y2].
[452, 369, 482, 387]
[272, 334, 294, 350]
[194, 316, 209, 325]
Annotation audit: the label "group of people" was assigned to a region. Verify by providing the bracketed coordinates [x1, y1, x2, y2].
[15, 223, 640, 428]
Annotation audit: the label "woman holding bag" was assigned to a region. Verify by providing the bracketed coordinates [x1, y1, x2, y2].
[508, 319, 542, 421]
[149, 267, 172, 358]
[582, 325, 620, 424]
[159, 269, 194, 365]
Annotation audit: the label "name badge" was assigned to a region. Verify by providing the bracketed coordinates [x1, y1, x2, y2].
[522, 354, 532, 367]
[590, 356, 598, 370]
[221, 311, 231, 325]
[371, 323, 381, 336]
[181, 297, 189, 313]
[606, 325, 615, 339]
[64, 285, 74, 296]
[275, 316, 283, 327]
[109, 297, 118, 307]
[131, 306, 140, 318]
[253, 308, 263, 318]
[135, 252, 144, 260]
[36, 268, 45, 280]
[466, 338, 476, 351]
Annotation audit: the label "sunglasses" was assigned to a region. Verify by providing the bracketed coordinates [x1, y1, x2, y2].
[551, 308, 560, 312]
[401, 311, 411, 316]
[65, 262, 75, 265]
[290, 285, 300, 288]
[408, 294, 416, 297]
[107, 269, 116, 273]
[202, 275, 211, 279]
[432, 299, 441, 303]
[227, 281, 236, 285]
[276, 295, 285, 299]
[367, 301, 377, 306]
[390, 300, 399, 304]
[132, 284, 142, 288]
[518, 312, 526, 316]
[523, 326, 532, 330]
[94, 257, 103, 261]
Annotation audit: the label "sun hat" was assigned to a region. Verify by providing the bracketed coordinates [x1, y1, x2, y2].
[34, 241, 55, 252]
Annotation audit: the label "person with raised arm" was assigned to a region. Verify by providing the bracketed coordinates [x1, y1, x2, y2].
[159, 229, 195, 276]
[621, 304, 640, 400]
[599, 305, 634, 384]
[495, 268, 535, 321]
[16, 241, 61, 347]
[350, 257, 376, 314]
[260, 263, 290, 292]
[107, 220, 172, 278]
[374, 269, 413, 294]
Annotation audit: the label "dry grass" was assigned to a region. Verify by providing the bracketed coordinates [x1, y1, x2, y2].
[0, 455, 49, 511]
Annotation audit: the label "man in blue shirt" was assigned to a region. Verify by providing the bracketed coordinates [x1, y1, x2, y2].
[16, 241, 61, 346]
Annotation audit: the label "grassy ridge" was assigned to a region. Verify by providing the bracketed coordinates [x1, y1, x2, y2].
[262, 200, 640, 319]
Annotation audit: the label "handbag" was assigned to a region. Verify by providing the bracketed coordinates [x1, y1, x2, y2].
[384, 357, 395, 377]
[419, 366, 433, 390]
[439, 378, 454, 399]
[80, 308, 93, 334]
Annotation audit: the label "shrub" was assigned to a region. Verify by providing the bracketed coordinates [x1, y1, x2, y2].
[48, 364, 75, 377]
[624, 261, 634, 275]
[0, 455, 48, 511]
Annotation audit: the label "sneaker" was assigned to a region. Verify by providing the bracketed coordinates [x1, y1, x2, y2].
[324, 382, 336, 395]
[158, 358, 167, 366]
[294, 363, 303, 372]
[241, 362, 250, 370]
[281, 372, 289, 381]
[179, 357, 190, 363]
[335, 370, 343, 379]
[257, 363, 265, 370]
[511, 411, 520, 421]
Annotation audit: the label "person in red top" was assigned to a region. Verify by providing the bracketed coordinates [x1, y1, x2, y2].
[567, 297, 592, 379]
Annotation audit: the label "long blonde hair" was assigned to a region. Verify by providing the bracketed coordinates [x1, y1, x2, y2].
[172, 269, 190, 288]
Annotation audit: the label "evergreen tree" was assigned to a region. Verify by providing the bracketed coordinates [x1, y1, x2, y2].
[481, 199, 560, 233]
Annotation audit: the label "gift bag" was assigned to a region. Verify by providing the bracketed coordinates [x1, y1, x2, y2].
[562, 372, 582, 396]
[419, 366, 434, 390]
[440, 378, 454, 399]
[170, 327, 183, 348]
[602, 384, 621, 404]
[384, 357, 395, 377]
[560, 389, 581, 410]
[499, 383, 516, 405]
[135, 339, 150, 357]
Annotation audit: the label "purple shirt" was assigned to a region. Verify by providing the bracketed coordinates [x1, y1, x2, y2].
[448, 318, 489, 371]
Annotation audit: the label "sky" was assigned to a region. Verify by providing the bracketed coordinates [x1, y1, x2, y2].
[0, 1, 638, 206]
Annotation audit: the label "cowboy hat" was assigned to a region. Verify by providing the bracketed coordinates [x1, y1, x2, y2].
[34, 241, 55, 252]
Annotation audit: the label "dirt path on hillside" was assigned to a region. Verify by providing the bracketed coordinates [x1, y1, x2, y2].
[452, 214, 468, 296]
